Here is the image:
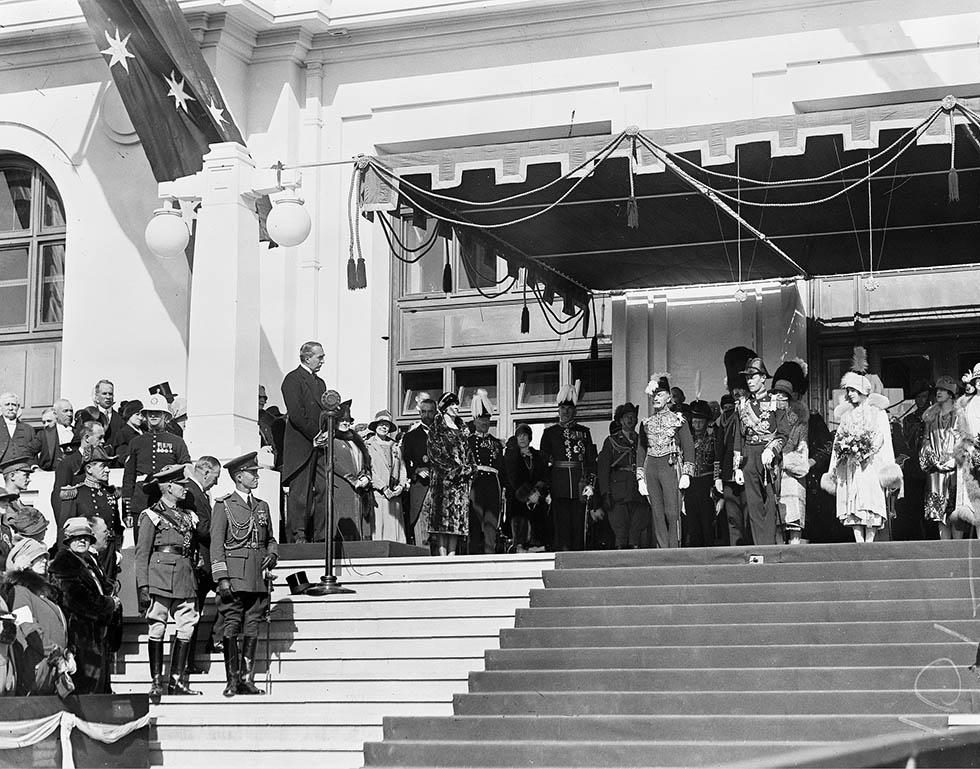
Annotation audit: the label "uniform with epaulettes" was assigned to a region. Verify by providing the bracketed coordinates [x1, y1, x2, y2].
[121, 429, 190, 520]
[59, 481, 123, 581]
[466, 430, 506, 554]
[539, 417, 597, 552]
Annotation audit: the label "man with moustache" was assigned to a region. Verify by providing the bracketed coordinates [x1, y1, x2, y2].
[281, 342, 327, 543]
[400, 396, 436, 547]
[38, 399, 76, 472]
[51, 421, 105, 519]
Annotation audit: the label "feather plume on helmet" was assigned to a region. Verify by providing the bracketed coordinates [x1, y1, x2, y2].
[470, 388, 494, 419]
[555, 383, 578, 407]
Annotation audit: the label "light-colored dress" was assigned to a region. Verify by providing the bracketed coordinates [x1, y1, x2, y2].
[366, 435, 408, 543]
[954, 395, 980, 520]
[778, 400, 810, 532]
[829, 397, 897, 530]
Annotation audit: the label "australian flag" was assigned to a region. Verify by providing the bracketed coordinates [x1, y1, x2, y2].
[78, 0, 273, 241]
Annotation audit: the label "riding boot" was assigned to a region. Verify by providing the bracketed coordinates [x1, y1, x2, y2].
[222, 637, 239, 697]
[167, 638, 202, 695]
[237, 636, 265, 695]
[184, 620, 205, 675]
[148, 639, 165, 703]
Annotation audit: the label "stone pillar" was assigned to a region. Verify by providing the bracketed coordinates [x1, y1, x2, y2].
[183, 142, 261, 461]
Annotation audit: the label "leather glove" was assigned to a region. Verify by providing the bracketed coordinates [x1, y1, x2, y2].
[589, 507, 604, 521]
[261, 552, 279, 571]
[714, 478, 724, 494]
[734, 468, 745, 485]
[678, 474, 691, 490]
[137, 586, 151, 615]
[217, 579, 234, 601]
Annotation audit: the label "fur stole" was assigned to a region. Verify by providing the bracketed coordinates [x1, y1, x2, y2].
[921, 401, 962, 429]
[2, 569, 60, 604]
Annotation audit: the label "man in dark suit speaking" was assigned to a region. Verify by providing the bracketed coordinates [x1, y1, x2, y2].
[281, 342, 327, 543]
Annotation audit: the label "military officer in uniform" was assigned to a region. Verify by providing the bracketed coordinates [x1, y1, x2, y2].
[211, 452, 278, 697]
[59, 445, 123, 582]
[733, 357, 791, 546]
[597, 402, 650, 548]
[466, 390, 506, 554]
[0, 455, 49, 545]
[122, 394, 190, 530]
[400, 396, 436, 548]
[539, 385, 597, 551]
[135, 465, 202, 700]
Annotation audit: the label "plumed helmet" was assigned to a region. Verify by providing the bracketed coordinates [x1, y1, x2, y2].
[724, 347, 757, 392]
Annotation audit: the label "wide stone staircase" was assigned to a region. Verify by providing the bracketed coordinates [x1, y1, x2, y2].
[112, 551, 555, 768]
[363, 539, 980, 768]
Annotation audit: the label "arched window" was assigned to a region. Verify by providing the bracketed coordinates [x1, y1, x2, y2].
[0, 154, 66, 335]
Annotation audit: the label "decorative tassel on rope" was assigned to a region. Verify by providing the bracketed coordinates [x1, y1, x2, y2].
[582, 302, 591, 338]
[347, 257, 358, 290]
[355, 257, 367, 289]
[626, 131, 639, 229]
[347, 158, 370, 290]
[520, 278, 530, 334]
[948, 108, 960, 203]
[442, 240, 453, 293]
[589, 334, 599, 360]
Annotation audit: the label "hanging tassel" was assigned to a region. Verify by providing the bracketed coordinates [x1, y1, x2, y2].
[347, 257, 357, 290]
[626, 136, 639, 229]
[442, 258, 453, 294]
[948, 109, 960, 203]
[582, 303, 590, 338]
[589, 334, 599, 360]
[948, 167, 959, 203]
[520, 280, 530, 334]
[355, 257, 367, 289]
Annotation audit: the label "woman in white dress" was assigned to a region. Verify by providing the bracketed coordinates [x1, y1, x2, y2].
[365, 410, 408, 543]
[821, 370, 902, 542]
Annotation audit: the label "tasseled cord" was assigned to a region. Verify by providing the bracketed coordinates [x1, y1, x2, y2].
[356, 257, 367, 289]
[442, 242, 453, 294]
[347, 257, 358, 290]
[949, 110, 960, 203]
[626, 136, 639, 229]
[520, 278, 530, 334]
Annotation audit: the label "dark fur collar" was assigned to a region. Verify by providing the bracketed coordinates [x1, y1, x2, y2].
[3, 568, 60, 602]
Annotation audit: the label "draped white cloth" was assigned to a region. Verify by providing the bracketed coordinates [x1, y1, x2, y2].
[0, 709, 149, 768]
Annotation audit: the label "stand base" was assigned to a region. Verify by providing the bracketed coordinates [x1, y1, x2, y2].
[305, 576, 355, 596]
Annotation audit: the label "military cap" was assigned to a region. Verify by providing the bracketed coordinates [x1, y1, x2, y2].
[142, 393, 172, 415]
[740, 357, 771, 378]
[81, 445, 116, 466]
[224, 451, 260, 477]
[0, 455, 38, 475]
[142, 464, 188, 491]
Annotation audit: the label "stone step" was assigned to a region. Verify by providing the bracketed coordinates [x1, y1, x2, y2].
[468, 666, 965, 692]
[515, 597, 980, 626]
[150, 745, 363, 768]
[117, 678, 465, 700]
[362, 738, 825, 767]
[528, 578, 975, 607]
[151, 700, 454, 724]
[452, 689, 978, 716]
[260, 577, 540, 602]
[380, 714, 945, 743]
[542, 557, 970, 588]
[501, 619, 978, 648]
[484, 642, 971, 670]
[154, 722, 383, 748]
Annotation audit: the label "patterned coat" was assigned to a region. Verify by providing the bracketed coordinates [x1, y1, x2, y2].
[422, 417, 473, 537]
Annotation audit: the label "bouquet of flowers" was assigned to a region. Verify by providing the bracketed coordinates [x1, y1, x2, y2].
[833, 422, 879, 469]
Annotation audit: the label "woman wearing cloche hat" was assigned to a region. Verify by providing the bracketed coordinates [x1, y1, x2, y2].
[951, 363, 980, 534]
[365, 410, 408, 543]
[919, 376, 964, 539]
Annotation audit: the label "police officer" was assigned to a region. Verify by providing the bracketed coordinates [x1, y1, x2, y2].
[135, 465, 201, 700]
[539, 385, 597, 551]
[121, 394, 190, 529]
[59, 446, 123, 582]
[210, 452, 278, 697]
[466, 390, 506, 554]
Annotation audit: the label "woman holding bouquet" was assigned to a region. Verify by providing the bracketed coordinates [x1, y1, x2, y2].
[919, 376, 963, 539]
[821, 363, 903, 542]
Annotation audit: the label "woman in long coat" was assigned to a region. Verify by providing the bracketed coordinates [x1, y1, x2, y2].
[821, 371, 902, 542]
[366, 411, 408, 543]
[47, 517, 120, 694]
[422, 393, 473, 556]
[920, 376, 963, 539]
[504, 424, 550, 551]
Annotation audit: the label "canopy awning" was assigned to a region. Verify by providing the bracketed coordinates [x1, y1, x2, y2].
[361, 97, 980, 297]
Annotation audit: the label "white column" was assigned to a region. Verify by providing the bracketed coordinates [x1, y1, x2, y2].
[183, 142, 261, 461]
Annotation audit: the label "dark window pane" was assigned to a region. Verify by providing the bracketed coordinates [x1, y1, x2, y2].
[454, 365, 497, 410]
[0, 168, 32, 232]
[401, 216, 447, 295]
[572, 359, 612, 404]
[39, 243, 65, 324]
[400, 369, 444, 415]
[42, 178, 65, 229]
[515, 362, 560, 408]
[0, 246, 29, 280]
[0, 285, 28, 328]
[459, 238, 498, 289]
[880, 355, 931, 398]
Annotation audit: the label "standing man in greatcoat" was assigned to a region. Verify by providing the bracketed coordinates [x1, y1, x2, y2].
[539, 385, 597, 551]
[135, 465, 202, 700]
[211, 452, 278, 697]
[281, 342, 327, 543]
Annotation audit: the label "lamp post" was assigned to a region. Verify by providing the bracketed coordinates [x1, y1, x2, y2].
[306, 389, 355, 596]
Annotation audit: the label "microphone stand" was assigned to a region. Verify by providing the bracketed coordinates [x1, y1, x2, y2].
[307, 389, 355, 596]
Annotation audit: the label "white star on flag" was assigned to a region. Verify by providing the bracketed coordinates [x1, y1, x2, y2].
[164, 71, 195, 112]
[207, 98, 229, 129]
[100, 28, 136, 73]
